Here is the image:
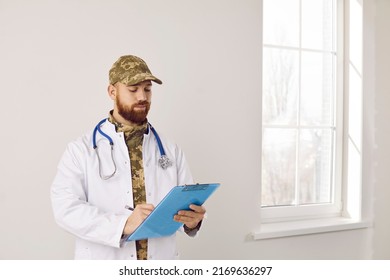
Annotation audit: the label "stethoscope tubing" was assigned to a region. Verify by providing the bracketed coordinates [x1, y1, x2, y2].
[93, 119, 114, 148]
[148, 123, 167, 157]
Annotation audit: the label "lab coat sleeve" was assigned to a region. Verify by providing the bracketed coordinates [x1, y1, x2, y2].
[175, 144, 194, 186]
[51, 142, 128, 248]
[174, 144, 206, 237]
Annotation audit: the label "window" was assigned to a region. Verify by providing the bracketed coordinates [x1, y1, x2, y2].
[254, 0, 371, 240]
[261, 0, 358, 223]
[262, 0, 340, 220]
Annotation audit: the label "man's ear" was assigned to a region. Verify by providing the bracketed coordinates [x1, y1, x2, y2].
[107, 84, 117, 100]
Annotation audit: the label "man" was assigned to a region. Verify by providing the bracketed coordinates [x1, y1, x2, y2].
[51, 55, 205, 260]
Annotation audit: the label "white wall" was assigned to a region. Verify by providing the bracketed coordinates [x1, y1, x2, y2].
[0, 0, 388, 260]
[372, 0, 390, 259]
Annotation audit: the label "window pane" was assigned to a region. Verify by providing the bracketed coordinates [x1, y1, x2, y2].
[263, 0, 300, 47]
[299, 129, 333, 204]
[263, 48, 299, 125]
[262, 128, 296, 206]
[261, 0, 339, 213]
[301, 0, 335, 51]
[300, 51, 335, 126]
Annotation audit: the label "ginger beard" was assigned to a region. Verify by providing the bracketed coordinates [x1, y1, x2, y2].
[116, 94, 151, 124]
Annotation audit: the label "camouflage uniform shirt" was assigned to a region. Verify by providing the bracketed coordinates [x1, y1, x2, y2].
[108, 113, 148, 260]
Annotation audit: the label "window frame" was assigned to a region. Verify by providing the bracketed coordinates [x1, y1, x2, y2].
[260, 0, 347, 223]
[254, 0, 372, 241]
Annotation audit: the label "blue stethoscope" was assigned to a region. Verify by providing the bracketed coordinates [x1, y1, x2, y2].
[92, 119, 172, 180]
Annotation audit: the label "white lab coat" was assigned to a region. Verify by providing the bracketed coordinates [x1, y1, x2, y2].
[51, 119, 194, 260]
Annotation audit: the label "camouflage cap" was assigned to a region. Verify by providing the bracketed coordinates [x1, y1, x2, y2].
[109, 55, 162, 86]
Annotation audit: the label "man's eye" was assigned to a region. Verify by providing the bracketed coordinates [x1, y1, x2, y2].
[128, 88, 137, 92]
[145, 88, 151, 92]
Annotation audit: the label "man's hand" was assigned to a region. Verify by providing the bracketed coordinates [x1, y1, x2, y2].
[123, 204, 155, 235]
[174, 204, 206, 229]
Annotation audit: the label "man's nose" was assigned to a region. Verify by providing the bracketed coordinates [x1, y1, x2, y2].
[136, 89, 147, 101]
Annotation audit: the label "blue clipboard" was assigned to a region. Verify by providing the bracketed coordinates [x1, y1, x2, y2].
[126, 183, 220, 241]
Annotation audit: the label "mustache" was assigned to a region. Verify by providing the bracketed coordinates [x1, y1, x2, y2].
[135, 101, 150, 106]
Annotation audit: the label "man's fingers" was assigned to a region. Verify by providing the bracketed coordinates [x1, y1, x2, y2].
[174, 214, 196, 223]
[136, 203, 155, 211]
[189, 204, 206, 213]
[131, 204, 155, 220]
[178, 210, 204, 218]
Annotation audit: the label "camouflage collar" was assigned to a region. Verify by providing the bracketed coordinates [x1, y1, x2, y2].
[108, 111, 148, 135]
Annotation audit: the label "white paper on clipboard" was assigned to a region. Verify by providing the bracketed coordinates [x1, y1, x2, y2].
[126, 183, 220, 241]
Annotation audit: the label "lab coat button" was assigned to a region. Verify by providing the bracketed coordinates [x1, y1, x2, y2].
[131, 254, 134, 258]
[148, 192, 151, 196]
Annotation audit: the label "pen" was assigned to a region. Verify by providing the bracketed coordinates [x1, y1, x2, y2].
[125, 205, 134, 211]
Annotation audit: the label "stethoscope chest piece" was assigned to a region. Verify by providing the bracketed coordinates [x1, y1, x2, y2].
[158, 155, 173, 170]
[148, 123, 173, 170]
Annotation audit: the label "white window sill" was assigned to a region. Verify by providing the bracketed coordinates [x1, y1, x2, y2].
[252, 217, 372, 240]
